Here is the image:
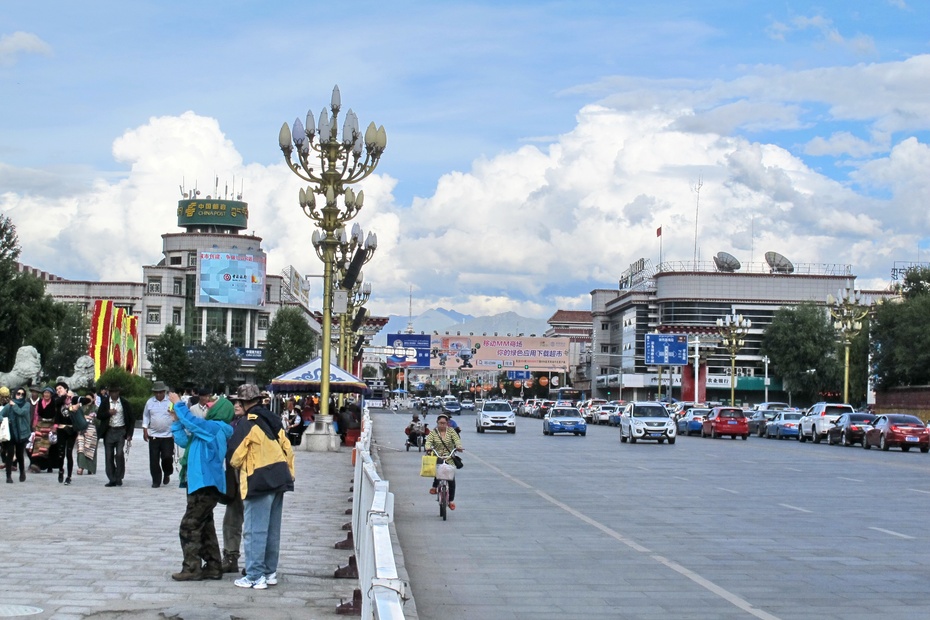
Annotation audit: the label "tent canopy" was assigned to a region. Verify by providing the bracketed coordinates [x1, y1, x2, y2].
[269, 357, 368, 394]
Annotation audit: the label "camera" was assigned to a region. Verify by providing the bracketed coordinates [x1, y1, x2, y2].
[79, 396, 92, 406]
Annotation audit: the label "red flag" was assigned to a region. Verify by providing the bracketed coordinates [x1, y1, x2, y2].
[656, 226, 662, 237]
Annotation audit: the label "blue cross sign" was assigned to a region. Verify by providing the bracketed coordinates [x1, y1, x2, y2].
[645, 334, 689, 366]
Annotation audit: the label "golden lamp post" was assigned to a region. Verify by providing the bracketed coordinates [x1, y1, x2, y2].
[716, 312, 751, 407]
[278, 85, 386, 418]
[827, 284, 871, 404]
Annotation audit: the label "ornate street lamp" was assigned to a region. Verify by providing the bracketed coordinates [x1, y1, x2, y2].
[827, 284, 872, 404]
[716, 312, 751, 407]
[338, 280, 372, 372]
[279, 85, 386, 418]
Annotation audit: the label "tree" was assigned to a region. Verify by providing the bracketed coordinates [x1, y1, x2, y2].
[43, 302, 91, 379]
[900, 266, 930, 300]
[147, 324, 191, 391]
[254, 307, 318, 385]
[870, 294, 930, 389]
[189, 331, 240, 393]
[761, 302, 841, 404]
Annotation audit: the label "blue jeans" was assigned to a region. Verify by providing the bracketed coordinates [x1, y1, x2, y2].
[243, 491, 284, 580]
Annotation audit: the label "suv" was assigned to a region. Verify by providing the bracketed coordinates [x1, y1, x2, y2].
[476, 400, 516, 433]
[619, 401, 677, 444]
[702, 407, 749, 439]
[798, 403, 854, 443]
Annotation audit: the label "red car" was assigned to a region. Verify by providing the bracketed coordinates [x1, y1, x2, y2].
[701, 407, 749, 440]
[863, 414, 930, 453]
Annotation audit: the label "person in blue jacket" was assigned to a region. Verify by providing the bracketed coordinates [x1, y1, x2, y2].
[167, 392, 234, 581]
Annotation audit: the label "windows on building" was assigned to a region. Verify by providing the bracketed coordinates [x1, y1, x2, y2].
[172, 307, 182, 326]
[147, 277, 162, 294]
[257, 313, 270, 331]
[169, 255, 182, 266]
[173, 278, 183, 295]
[188, 252, 197, 267]
[147, 307, 161, 324]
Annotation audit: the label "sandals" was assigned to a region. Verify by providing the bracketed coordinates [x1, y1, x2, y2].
[77, 469, 84, 475]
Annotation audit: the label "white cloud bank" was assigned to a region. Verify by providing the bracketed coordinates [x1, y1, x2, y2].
[5, 56, 930, 317]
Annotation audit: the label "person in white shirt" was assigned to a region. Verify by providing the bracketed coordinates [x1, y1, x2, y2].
[142, 381, 174, 488]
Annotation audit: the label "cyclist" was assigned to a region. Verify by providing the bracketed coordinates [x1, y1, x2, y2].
[425, 413, 463, 510]
[405, 414, 428, 449]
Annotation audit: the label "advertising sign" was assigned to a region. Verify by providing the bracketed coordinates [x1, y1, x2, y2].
[177, 199, 249, 229]
[197, 250, 267, 308]
[645, 333, 689, 366]
[429, 335, 568, 371]
[386, 334, 432, 368]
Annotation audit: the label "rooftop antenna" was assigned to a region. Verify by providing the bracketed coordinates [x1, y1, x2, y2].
[691, 174, 703, 265]
[750, 215, 755, 265]
[405, 285, 414, 334]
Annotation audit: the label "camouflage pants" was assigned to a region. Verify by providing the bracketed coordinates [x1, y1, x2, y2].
[179, 487, 222, 573]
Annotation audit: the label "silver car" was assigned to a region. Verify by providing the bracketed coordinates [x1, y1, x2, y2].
[620, 401, 677, 444]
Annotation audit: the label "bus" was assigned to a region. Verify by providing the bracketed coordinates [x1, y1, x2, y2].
[550, 387, 583, 406]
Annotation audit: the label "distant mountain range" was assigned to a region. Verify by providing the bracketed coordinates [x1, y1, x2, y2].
[373, 309, 550, 345]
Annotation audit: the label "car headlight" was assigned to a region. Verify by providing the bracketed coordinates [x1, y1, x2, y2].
[633, 420, 645, 428]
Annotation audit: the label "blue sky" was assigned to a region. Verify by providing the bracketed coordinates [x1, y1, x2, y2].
[2, 1, 930, 318]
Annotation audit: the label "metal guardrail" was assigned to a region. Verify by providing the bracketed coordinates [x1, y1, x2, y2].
[352, 414, 408, 619]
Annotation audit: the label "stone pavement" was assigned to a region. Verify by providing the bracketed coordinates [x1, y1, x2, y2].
[0, 436, 412, 620]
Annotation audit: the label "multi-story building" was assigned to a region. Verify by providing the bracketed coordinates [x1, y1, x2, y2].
[544, 310, 593, 391]
[39, 196, 320, 383]
[586, 255, 863, 406]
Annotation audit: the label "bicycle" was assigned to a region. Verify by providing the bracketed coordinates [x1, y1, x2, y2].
[430, 448, 459, 521]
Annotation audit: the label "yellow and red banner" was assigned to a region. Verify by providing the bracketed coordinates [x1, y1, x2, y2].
[89, 300, 140, 379]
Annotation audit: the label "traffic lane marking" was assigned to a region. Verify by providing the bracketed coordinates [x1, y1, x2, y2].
[907, 488, 930, 494]
[779, 503, 813, 513]
[470, 451, 782, 620]
[837, 476, 864, 482]
[869, 526, 915, 540]
[717, 487, 739, 494]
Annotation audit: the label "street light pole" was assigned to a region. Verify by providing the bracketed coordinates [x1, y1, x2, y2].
[716, 312, 751, 407]
[827, 284, 871, 404]
[279, 85, 386, 419]
[762, 355, 770, 402]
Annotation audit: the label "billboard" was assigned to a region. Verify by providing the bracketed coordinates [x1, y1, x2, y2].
[197, 250, 267, 308]
[177, 199, 249, 229]
[386, 334, 432, 368]
[430, 335, 569, 371]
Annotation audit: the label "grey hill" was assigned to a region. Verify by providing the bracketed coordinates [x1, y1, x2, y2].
[375, 310, 550, 345]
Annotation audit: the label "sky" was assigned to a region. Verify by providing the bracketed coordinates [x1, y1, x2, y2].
[3, 0, 930, 320]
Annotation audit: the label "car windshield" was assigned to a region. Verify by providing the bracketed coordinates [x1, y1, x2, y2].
[849, 414, 875, 423]
[632, 406, 668, 418]
[484, 403, 511, 412]
[824, 405, 853, 415]
[886, 414, 923, 425]
[553, 409, 580, 417]
[781, 413, 802, 420]
[690, 409, 710, 416]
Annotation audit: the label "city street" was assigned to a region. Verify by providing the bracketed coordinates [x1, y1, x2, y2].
[373, 408, 930, 620]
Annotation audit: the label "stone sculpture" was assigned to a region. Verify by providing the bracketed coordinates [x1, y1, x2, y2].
[0, 346, 42, 389]
[56, 355, 96, 390]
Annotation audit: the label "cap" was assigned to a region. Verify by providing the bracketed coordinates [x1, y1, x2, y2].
[0, 387, 9, 397]
[231, 383, 261, 402]
[151, 380, 168, 392]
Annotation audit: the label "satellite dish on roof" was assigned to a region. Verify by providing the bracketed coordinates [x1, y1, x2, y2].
[713, 251, 741, 272]
[765, 251, 794, 274]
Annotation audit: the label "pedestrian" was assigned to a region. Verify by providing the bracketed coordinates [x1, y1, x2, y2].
[169, 392, 234, 581]
[75, 391, 99, 476]
[1, 387, 31, 482]
[97, 385, 135, 487]
[142, 381, 175, 488]
[221, 398, 247, 574]
[228, 383, 295, 590]
[29, 387, 58, 473]
[178, 387, 212, 488]
[53, 383, 79, 485]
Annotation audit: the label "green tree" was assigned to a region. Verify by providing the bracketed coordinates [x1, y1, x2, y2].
[189, 331, 240, 393]
[43, 302, 91, 379]
[761, 302, 841, 404]
[254, 307, 318, 385]
[147, 324, 191, 391]
[870, 295, 930, 389]
[900, 266, 930, 300]
[97, 366, 153, 415]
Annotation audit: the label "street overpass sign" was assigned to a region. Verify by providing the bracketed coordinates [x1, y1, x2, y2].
[645, 334, 689, 366]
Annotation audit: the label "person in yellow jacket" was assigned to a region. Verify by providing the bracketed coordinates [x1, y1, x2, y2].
[227, 384, 295, 590]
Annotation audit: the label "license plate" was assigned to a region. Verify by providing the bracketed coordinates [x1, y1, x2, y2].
[649, 433, 662, 437]
[728, 420, 737, 425]
[906, 436, 919, 442]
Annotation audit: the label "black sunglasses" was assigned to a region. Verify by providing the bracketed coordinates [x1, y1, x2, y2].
[15, 392, 25, 396]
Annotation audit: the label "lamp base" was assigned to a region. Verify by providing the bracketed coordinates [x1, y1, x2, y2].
[301, 414, 340, 452]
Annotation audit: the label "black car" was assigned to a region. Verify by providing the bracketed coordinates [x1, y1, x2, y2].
[826, 412, 877, 446]
[748, 410, 779, 437]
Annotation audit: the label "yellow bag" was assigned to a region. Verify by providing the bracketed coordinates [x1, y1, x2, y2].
[420, 454, 438, 477]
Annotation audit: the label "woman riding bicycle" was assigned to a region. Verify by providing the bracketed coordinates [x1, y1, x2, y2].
[425, 413, 463, 510]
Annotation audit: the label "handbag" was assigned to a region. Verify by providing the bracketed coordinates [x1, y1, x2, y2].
[419, 454, 437, 477]
[0, 416, 10, 443]
[48, 430, 58, 445]
[70, 407, 89, 432]
[436, 462, 456, 481]
[452, 454, 464, 470]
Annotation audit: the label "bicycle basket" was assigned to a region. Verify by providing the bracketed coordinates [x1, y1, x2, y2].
[435, 462, 456, 481]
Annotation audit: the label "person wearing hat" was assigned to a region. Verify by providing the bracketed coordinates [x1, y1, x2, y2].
[168, 392, 235, 581]
[227, 383, 295, 590]
[97, 384, 135, 487]
[142, 380, 174, 488]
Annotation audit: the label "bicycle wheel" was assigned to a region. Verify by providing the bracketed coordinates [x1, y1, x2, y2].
[439, 482, 448, 520]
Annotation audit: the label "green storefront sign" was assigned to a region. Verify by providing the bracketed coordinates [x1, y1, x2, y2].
[177, 199, 249, 229]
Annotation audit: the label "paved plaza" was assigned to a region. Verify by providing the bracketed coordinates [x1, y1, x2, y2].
[0, 438, 416, 620]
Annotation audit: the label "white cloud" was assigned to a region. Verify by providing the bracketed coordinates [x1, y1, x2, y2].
[766, 15, 876, 55]
[0, 31, 52, 66]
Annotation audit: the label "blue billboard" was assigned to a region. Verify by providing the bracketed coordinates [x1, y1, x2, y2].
[386, 333, 432, 368]
[197, 250, 267, 309]
[645, 334, 689, 366]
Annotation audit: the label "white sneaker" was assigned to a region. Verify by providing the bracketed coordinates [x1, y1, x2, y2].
[265, 572, 278, 586]
[234, 575, 268, 590]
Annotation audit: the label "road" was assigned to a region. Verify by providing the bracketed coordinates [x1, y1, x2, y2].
[373, 408, 930, 620]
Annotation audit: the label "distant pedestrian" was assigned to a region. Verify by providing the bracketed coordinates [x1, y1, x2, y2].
[228, 383, 295, 590]
[169, 393, 234, 581]
[29, 387, 58, 473]
[75, 392, 98, 476]
[53, 383, 79, 485]
[178, 387, 212, 488]
[1, 387, 31, 483]
[143, 381, 175, 488]
[97, 385, 135, 487]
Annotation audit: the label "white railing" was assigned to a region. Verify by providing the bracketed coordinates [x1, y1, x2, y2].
[352, 414, 408, 619]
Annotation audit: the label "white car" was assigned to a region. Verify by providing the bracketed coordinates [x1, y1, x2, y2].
[476, 400, 516, 434]
[619, 401, 677, 444]
[798, 403, 855, 443]
[595, 404, 619, 425]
